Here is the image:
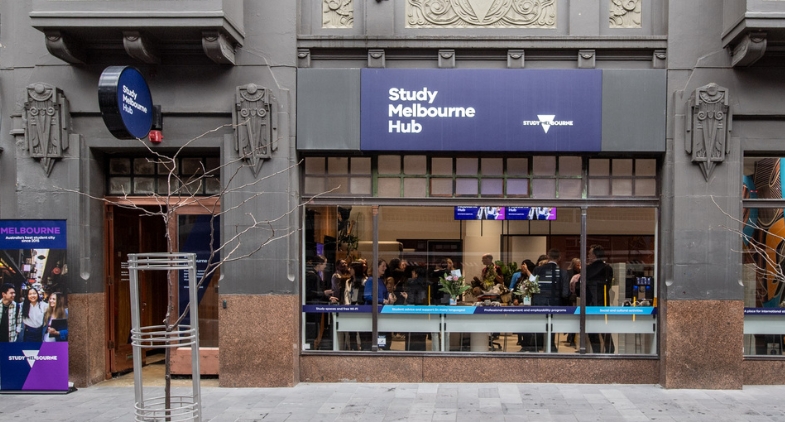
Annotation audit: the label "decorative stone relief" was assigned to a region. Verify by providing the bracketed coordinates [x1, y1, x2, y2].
[407, 0, 556, 28]
[578, 50, 595, 69]
[652, 50, 666, 69]
[233, 84, 277, 176]
[507, 49, 524, 68]
[323, 0, 353, 28]
[13, 83, 71, 176]
[610, 0, 641, 28]
[298, 49, 311, 68]
[731, 32, 767, 67]
[686, 83, 730, 182]
[438, 49, 456, 68]
[368, 49, 386, 68]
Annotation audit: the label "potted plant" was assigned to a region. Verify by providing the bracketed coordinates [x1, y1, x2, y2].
[438, 273, 470, 305]
[513, 275, 540, 306]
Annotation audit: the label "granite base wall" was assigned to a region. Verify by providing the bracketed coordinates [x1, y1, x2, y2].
[300, 355, 659, 384]
[661, 300, 743, 389]
[68, 292, 107, 387]
[218, 294, 299, 387]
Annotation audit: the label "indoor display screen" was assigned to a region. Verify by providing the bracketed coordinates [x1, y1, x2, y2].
[454, 207, 506, 220]
[454, 207, 556, 220]
[507, 207, 557, 220]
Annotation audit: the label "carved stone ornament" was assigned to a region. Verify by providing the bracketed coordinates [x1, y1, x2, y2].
[731, 32, 767, 67]
[20, 83, 71, 176]
[686, 83, 730, 182]
[438, 49, 456, 68]
[407, 0, 556, 28]
[507, 49, 524, 68]
[578, 49, 595, 69]
[368, 49, 386, 68]
[609, 0, 641, 28]
[233, 84, 277, 176]
[323, 0, 353, 28]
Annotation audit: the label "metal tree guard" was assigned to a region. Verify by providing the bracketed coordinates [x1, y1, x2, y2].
[128, 253, 202, 422]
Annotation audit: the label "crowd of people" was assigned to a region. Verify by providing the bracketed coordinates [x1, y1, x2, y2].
[304, 244, 615, 353]
[0, 282, 68, 344]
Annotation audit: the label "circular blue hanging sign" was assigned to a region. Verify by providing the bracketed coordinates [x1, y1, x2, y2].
[98, 66, 154, 139]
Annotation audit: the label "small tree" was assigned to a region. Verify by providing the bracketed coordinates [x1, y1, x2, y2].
[63, 123, 325, 417]
[713, 196, 785, 307]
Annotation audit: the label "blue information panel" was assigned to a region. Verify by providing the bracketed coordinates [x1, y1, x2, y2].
[178, 215, 220, 328]
[98, 66, 154, 139]
[302, 305, 656, 315]
[361, 69, 602, 152]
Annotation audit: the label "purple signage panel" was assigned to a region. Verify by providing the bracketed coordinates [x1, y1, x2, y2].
[0, 220, 67, 249]
[507, 207, 557, 220]
[361, 69, 602, 151]
[0, 219, 69, 392]
[454, 206, 506, 220]
[0, 342, 68, 391]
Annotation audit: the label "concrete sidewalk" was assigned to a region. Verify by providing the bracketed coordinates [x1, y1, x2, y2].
[2, 381, 785, 421]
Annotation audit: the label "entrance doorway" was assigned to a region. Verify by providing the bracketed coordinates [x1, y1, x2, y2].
[104, 198, 220, 377]
[105, 205, 167, 374]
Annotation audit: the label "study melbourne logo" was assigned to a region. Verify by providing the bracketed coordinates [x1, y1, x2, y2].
[522, 114, 574, 133]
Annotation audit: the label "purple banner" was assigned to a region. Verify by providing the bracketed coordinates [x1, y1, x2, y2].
[0, 220, 67, 249]
[1, 219, 69, 392]
[0, 342, 68, 391]
[361, 69, 602, 152]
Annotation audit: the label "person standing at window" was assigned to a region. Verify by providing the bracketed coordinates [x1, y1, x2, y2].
[585, 245, 614, 353]
[531, 249, 568, 352]
[363, 259, 392, 350]
[471, 253, 503, 296]
[331, 260, 351, 305]
[305, 255, 334, 304]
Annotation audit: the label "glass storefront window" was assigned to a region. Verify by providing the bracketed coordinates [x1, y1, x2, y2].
[302, 154, 656, 199]
[742, 157, 785, 355]
[302, 204, 658, 355]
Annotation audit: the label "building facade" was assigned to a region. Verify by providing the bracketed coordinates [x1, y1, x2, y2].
[0, 0, 784, 389]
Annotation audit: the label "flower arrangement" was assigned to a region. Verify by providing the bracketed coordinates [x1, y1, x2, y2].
[481, 265, 498, 290]
[438, 273, 470, 300]
[513, 275, 540, 299]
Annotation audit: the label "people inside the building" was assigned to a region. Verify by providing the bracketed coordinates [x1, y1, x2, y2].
[348, 260, 368, 305]
[363, 259, 391, 349]
[43, 292, 68, 342]
[584, 245, 614, 354]
[432, 258, 456, 304]
[304, 255, 333, 350]
[530, 249, 569, 352]
[305, 255, 333, 304]
[386, 258, 409, 305]
[330, 259, 351, 305]
[509, 259, 534, 297]
[0, 283, 20, 343]
[19, 287, 46, 342]
[433, 258, 455, 279]
[363, 259, 390, 304]
[407, 265, 428, 305]
[536, 254, 549, 267]
[566, 258, 582, 348]
[471, 253, 504, 296]
[509, 259, 536, 347]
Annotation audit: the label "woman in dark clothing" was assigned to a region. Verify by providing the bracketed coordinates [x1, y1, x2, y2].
[386, 258, 409, 305]
[305, 255, 333, 304]
[584, 245, 614, 354]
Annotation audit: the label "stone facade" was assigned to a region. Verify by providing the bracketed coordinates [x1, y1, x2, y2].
[0, 0, 784, 390]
